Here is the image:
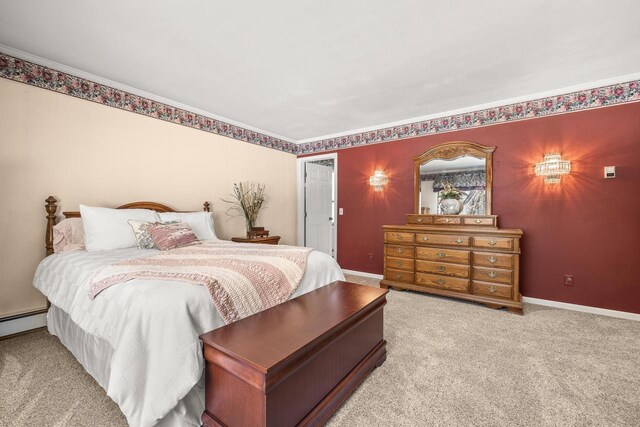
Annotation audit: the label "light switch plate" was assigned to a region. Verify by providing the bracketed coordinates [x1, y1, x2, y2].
[339, 208, 344, 215]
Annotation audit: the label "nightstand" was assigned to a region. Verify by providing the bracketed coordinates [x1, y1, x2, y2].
[231, 236, 281, 245]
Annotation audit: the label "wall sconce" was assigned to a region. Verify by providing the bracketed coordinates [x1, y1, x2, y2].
[535, 153, 571, 184]
[369, 170, 389, 192]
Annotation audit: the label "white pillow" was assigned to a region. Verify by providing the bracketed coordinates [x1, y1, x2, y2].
[158, 211, 218, 241]
[80, 205, 160, 251]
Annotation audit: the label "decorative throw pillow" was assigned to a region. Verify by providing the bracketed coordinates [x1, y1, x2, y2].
[128, 220, 179, 249]
[148, 222, 200, 250]
[53, 218, 85, 253]
[157, 211, 219, 241]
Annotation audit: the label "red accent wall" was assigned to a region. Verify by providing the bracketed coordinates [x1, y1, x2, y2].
[301, 102, 640, 314]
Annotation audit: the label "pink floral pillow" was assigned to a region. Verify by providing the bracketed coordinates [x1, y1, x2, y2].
[53, 218, 85, 253]
[147, 222, 200, 250]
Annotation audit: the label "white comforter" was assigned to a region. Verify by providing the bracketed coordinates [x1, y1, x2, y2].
[33, 242, 344, 427]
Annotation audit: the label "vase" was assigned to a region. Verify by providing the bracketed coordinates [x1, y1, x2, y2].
[245, 218, 255, 237]
[440, 198, 463, 215]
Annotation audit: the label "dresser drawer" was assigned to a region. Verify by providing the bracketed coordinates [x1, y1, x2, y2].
[385, 268, 414, 284]
[416, 247, 470, 264]
[386, 257, 414, 271]
[416, 260, 469, 278]
[473, 236, 515, 251]
[385, 232, 415, 244]
[433, 216, 462, 225]
[385, 245, 414, 259]
[416, 233, 470, 247]
[416, 273, 469, 293]
[406, 215, 433, 225]
[472, 266, 513, 285]
[473, 280, 513, 299]
[463, 217, 496, 227]
[472, 251, 515, 269]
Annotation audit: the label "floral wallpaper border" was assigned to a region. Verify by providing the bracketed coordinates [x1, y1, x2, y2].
[1, 50, 638, 156]
[296, 80, 640, 154]
[0, 51, 296, 153]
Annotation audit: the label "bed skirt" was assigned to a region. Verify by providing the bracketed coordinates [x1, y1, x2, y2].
[47, 305, 204, 427]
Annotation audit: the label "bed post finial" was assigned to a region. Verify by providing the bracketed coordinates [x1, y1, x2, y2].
[203, 201, 210, 212]
[45, 196, 58, 256]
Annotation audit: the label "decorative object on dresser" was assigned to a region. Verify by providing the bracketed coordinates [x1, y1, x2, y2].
[382, 141, 524, 314]
[221, 181, 267, 236]
[231, 235, 281, 245]
[200, 281, 388, 427]
[438, 183, 464, 215]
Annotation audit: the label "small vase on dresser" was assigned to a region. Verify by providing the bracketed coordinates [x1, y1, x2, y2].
[381, 214, 523, 314]
[439, 198, 463, 215]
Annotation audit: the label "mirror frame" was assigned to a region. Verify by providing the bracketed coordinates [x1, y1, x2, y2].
[414, 141, 496, 215]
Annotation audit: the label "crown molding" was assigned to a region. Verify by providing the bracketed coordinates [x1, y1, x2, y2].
[0, 46, 297, 153]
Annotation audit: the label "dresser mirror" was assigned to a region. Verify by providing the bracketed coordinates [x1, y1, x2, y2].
[414, 141, 495, 215]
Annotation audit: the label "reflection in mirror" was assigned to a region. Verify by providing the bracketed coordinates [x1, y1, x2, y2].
[419, 156, 487, 215]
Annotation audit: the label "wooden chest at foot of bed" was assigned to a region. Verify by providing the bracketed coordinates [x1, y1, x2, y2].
[199, 281, 388, 427]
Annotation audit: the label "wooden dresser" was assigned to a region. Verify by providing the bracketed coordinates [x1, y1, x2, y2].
[382, 214, 523, 314]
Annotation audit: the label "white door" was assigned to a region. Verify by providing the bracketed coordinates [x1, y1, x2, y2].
[305, 162, 334, 257]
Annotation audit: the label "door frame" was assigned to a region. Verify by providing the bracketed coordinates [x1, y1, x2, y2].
[296, 153, 338, 259]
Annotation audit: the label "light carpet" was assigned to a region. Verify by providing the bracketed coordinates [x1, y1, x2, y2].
[1, 284, 639, 426]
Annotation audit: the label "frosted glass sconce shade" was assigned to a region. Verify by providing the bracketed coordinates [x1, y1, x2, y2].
[535, 153, 571, 184]
[369, 170, 389, 192]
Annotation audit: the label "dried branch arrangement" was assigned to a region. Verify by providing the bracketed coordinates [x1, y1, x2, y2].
[221, 182, 266, 232]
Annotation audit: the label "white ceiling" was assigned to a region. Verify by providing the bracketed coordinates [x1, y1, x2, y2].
[1, 0, 639, 142]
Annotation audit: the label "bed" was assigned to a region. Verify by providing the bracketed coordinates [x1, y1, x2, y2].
[34, 197, 345, 427]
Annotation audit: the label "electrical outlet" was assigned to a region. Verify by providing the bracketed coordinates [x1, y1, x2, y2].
[564, 274, 575, 286]
[368, 254, 374, 263]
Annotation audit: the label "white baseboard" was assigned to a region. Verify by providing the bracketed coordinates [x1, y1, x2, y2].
[0, 312, 48, 338]
[342, 269, 383, 280]
[342, 269, 639, 321]
[522, 297, 640, 321]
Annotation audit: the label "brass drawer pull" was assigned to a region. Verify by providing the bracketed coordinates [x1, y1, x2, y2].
[396, 248, 403, 254]
[475, 219, 482, 224]
[436, 279, 445, 285]
[455, 238, 464, 244]
[488, 256, 497, 264]
[396, 234, 404, 240]
[437, 265, 446, 272]
[445, 218, 452, 223]
[487, 271, 497, 278]
[488, 240, 497, 246]
[396, 273, 403, 279]
[437, 251, 445, 258]
[417, 217, 423, 223]
[488, 285, 497, 293]
[396, 260, 403, 267]
[422, 236, 428, 241]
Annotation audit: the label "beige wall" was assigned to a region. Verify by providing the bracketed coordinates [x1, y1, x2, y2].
[0, 78, 297, 317]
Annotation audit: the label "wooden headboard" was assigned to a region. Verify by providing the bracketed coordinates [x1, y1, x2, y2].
[44, 196, 211, 256]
